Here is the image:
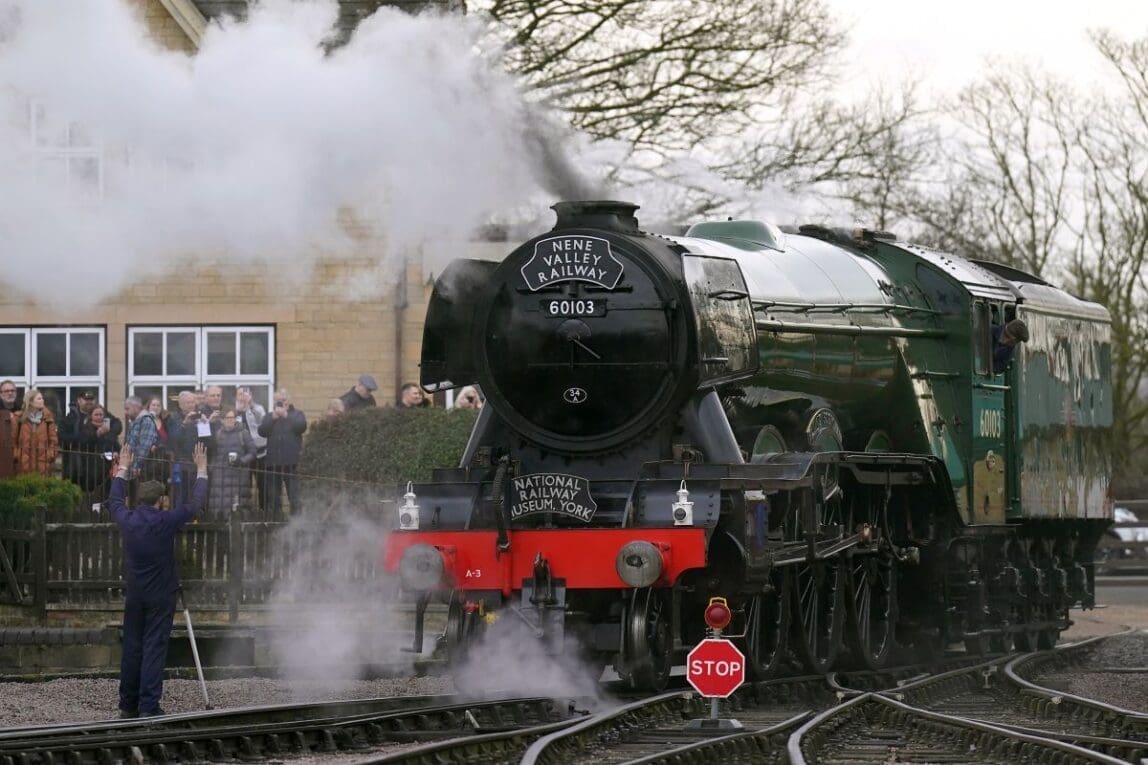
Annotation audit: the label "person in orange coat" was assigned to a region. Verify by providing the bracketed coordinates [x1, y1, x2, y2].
[13, 388, 59, 476]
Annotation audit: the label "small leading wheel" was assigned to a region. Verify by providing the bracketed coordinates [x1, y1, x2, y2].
[442, 596, 488, 693]
[619, 587, 673, 691]
[443, 596, 482, 665]
[746, 571, 789, 679]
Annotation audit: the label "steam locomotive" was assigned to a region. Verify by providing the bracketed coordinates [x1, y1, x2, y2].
[383, 200, 1113, 689]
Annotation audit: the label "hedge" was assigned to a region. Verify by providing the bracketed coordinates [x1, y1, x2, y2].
[0, 474, 85, 524]
[299, 406, 478, 517]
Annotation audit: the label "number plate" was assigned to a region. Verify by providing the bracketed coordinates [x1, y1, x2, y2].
[541, 298, 606, 318]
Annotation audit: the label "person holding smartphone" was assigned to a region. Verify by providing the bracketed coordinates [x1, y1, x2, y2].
[75, 404, 121, 507]
[258, 390, 307, 517]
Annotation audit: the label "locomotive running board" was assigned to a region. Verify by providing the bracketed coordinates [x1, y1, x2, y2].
[767, 529, 877, 568]
[642, 451, 944, 489]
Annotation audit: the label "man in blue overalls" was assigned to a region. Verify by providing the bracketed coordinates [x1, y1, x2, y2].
[110, 441, 208, 718]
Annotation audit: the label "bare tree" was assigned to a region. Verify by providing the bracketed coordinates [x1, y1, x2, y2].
[847, 55, 1148, 483]
[894, 69, 1079, 273]
[477, 0, 845, 158]
[1077, 31, 1148, 485]
[774, 84, 937, 230]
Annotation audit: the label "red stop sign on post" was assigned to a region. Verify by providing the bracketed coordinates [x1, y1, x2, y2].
[686, 638, 746, 698]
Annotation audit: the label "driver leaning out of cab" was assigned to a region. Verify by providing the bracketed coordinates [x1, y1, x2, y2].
[992, 319, 1029, 375]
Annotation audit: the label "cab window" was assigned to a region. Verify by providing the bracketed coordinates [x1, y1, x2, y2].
[973, 302, 992, 377]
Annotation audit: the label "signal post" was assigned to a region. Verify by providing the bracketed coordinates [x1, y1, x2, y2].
[684, 597, 745, 732]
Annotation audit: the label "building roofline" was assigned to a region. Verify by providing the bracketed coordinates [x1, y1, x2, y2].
[158, 0, 207, 48]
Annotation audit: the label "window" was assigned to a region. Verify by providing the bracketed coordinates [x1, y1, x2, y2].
[973, 302, 992, 377]
[0, 328, 106, 420]
[29, 101, 103, 200]
[128, 326, 275, 409]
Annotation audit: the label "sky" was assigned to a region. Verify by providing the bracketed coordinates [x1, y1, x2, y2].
[827, 0, 1148, 97]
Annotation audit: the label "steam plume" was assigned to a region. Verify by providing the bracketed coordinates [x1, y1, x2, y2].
[0, 0, 591, 306]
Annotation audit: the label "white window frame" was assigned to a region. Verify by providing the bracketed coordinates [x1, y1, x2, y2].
[28, 100, 104, 199]
[0, 326, 107, 408]
[127, 326, 276, 407]
[0, 328, 32, 382]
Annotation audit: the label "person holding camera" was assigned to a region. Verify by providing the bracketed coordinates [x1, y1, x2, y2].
[168, 392, 203, 506]
[73, 403, 121, 507]
[234, 386, 268, 510]
[208, 409, 256, 516]
[61, 390, 122, 486]
[258, 390, 307, 517]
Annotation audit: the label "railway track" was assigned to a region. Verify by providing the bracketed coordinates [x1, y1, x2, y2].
[3, 633, 1145, 764]
[0, 694, 579, 765]
[887, 633, 1148, 761]
[369, 673, 869, 764]
[511, 660, 1008, 765]
[788, 693, 1127, 764]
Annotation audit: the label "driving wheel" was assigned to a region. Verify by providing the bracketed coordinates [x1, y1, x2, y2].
[746, 570, 789, 678]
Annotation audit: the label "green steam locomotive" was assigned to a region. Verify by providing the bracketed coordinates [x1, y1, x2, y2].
[386, 201, 1113, 687]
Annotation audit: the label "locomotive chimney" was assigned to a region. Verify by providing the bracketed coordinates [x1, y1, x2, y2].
[551, 200, 640, 233]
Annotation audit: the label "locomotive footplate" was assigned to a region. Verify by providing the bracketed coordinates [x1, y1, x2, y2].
[517, 553, 567, 652]
[767, 525, 882, 568]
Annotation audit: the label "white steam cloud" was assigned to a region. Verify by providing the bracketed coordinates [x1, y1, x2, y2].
[0, 0, 561, 306]
[451, 617, 609, 702]
[264, 511, 613, 706]
[266, 514, 424, 690]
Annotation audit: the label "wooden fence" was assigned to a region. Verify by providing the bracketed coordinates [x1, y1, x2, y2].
[0, 509, 389, 622]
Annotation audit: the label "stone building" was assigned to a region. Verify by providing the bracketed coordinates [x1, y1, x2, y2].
[0, 0, 497, 420]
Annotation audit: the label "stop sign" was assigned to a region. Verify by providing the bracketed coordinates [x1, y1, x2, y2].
[686, 638, 746, 698]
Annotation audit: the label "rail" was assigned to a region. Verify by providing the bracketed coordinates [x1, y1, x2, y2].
[0, 694, 573, 764]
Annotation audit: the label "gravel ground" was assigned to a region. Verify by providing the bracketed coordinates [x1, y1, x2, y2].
[0, 675, 454, 729]
[0, 598, 1143, 763]
[1061, 601, 1148, 641]
[1036, 614, 1148, 713]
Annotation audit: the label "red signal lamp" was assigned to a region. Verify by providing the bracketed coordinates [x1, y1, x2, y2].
[703, 596, 732, 631]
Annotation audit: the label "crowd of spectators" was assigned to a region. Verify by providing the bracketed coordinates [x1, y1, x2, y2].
[0, 374, 483, 518]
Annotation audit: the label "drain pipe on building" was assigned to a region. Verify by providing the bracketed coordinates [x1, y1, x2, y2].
[393, 257, 408, 405]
